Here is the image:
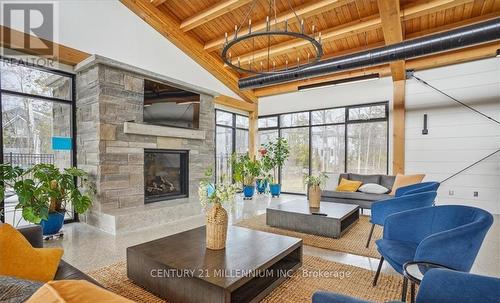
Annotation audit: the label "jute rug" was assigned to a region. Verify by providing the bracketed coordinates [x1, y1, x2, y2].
[235, 214, 382, 258]
[88, 255, 404, 303]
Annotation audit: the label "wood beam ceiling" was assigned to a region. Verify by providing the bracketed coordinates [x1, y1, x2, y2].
[214, 95, 257, 112]
[254, 42, 500, 97]
[120, 0, 257, 103]
[0, 25, 90, 66]
[181, 0, 253, 32]
[227, 0, 474, 65]
[150, 0, 167, 6]
[204, 0, 351, 52]
[377, 0, 405, 80]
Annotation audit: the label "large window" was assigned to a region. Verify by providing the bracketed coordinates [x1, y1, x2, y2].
[215, 110, 249, 181]
[0, 58, 76, 225]
[258, 102, 388, 194]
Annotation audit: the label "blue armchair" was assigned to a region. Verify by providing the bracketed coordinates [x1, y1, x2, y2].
[312, 268, 500, 303]
[373, 205, 493, 300]
[394, 182, 440, 197]
[366, 191, 437, 248]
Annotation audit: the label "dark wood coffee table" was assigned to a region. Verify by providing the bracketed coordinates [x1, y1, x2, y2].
[266, 199, 359, 238]
[127, 226, 302, 303]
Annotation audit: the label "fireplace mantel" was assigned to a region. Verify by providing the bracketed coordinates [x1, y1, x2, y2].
[124, 122, 206, 140]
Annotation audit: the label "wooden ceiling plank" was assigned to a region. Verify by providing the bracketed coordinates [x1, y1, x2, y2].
[227, 0, 471, 67]
[214, 94, 257, 112]
[203, 0, 352, 52]
[377, 0, 405, 81]
[180, 0, 253, 32]
[150, 0, 167, 6]
[120, 0, 257, 103]
[0, 25, 90, 66]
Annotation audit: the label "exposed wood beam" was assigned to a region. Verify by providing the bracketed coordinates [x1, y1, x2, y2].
[181, 0, 253, 32]
[150, 0, 167, 6]
[392, 80, 406, 174]
[120, 0, 257, 103]
[229, 0, 473, 64]
[214, 95, 257, 112]
[377, 0, 405, 81]
[248, 103, 258, 158]
[255, 42, 500, 97]
[0, 25, 90, 66]
[204, 0, 351, 52]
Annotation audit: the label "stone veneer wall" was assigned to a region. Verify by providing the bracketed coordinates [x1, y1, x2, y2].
[75, 62, 215, 217]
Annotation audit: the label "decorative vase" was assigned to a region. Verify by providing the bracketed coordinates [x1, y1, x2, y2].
[270, 183, 281, 197]
[256, 179, 268, 194]
[206, 202, 228, 250]
[308, 185, 321, 208]
[243, 185, 255, 199]
[40, 212, 65, 235]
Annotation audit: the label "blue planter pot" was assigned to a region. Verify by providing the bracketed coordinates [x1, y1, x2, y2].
[256, 179, 268, 194]
[270, 184, 281, 197]
[243, 185, 255, 199]
[40, 212, 65, 235]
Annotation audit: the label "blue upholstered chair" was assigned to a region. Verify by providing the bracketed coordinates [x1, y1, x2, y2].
[372, 205, 493, 300]
[394, 181, 440, 197]
[312, 268, 500, 303]
[365, 191, 437, 248]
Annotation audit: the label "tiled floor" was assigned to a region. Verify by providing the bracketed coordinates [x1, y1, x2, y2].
[45, 194, 500, 278]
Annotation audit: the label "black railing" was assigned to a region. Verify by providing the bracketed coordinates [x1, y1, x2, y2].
[3, 152, 55, 168]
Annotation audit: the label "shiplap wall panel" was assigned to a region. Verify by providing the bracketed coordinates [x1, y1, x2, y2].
[405, 57, 500, 214]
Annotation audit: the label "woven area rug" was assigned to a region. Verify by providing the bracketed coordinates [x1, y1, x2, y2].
[88, 255, 404, 303]
[235, 214, 382, 258]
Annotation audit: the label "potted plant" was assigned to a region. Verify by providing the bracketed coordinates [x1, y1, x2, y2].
[0, 163, 94, 235]
[199, 170, 238, 250]
[303, 172, 328, 208]
[256, 147, 272, 194]
[231, 153, 261, 200]
[262, 137, 290, 197]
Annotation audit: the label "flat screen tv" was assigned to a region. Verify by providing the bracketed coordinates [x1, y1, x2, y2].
[143, 79, 200, 129]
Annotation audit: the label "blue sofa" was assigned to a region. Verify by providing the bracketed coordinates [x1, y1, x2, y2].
[312, 268, 500, 303]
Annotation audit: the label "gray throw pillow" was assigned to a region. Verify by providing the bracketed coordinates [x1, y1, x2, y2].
[358, 183, 389, 194]
[0, 276, 43, 303]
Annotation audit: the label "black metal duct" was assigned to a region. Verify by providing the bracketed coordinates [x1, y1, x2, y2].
[239, 18, 500, 90]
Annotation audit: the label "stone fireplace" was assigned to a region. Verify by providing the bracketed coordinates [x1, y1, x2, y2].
[144, 149, 189, 203]
[74, 55, 215, 234]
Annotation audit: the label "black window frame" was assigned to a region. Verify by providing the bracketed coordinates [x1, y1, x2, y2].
[258, 101, 389, 195]
[0, 56, 77, 224]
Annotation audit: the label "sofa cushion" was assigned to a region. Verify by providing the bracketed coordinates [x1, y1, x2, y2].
[349, 173, 381, 185]
[336, 178, 362, 192]
[389, 173, 425, 195]
[322, 190, 391, 202]
[0, 224, 63, 282]
[0, 276, 43, 303]
[380, 175, 396, 190]
[358, 183, 390, 194]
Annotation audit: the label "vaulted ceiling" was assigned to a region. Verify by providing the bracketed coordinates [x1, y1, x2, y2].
[122, 0, 500, 102]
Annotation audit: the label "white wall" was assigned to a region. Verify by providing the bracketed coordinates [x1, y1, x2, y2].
[405, 58, 500, 214]
[1, 0, 240, 99]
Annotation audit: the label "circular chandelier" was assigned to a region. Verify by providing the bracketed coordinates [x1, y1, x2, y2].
[221, 0, 323, 75]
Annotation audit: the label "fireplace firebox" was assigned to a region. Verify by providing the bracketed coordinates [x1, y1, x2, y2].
[144, 149, 189, 203]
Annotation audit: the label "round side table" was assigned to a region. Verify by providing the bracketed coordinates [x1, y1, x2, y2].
[402, 261, 453, 303]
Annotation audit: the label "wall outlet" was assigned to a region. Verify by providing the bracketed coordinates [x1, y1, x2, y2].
[448, 190, 454, 196]
[473, 191, 479, 197]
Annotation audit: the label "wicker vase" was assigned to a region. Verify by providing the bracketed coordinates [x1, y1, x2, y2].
[206, 202, 228, 250]
[308, 185, 321, 208]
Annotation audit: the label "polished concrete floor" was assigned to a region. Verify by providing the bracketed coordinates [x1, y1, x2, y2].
[45, 194, 500, 278]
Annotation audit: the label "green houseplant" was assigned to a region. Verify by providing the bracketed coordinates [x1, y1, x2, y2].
[199, 169, 238, 250]
[303, 172, 328, 208]
[262, 137, 290, 197]
[231, 153, 261, 199]
[0, 163, 94, 235]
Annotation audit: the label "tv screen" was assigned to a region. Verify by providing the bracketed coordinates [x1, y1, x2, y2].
[143, 79, 200, 129]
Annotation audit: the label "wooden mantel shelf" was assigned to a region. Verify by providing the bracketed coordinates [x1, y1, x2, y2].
[124, 122, 206, 140]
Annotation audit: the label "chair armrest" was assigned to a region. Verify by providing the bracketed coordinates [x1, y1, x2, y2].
[312, 291, 373, 303]
[383, 207, 436, 243]
[371, 192, 436, 226]
[417, 269, 500, 303]
[17, 225, 43, 248]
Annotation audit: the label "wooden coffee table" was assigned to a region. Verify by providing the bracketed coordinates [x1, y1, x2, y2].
[266, 199, 359, 238]
[127, 226, 302, 303]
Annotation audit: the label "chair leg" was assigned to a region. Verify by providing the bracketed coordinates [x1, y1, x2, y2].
[410, 281, 416, 303]
[366, 223, 375, 248]
[372, 256, 384, 286]
[401, 276, 408, 302]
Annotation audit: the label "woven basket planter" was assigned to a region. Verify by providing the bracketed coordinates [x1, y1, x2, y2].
[308, 185, 321, 208]
[206, 202, 228, 250]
